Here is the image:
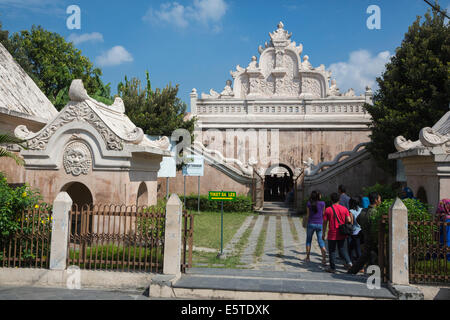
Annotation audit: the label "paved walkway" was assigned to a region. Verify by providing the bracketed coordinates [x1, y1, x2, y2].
[216, 202, 349, 274]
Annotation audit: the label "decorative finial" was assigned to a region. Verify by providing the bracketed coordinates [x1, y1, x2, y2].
[278, 21, 284, 29]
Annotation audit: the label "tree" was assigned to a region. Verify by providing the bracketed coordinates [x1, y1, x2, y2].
[0, 134, 26, 166]
[2, 25, 112, 110]
[117, 71, 196, 138]
[365, 6, 450, 174]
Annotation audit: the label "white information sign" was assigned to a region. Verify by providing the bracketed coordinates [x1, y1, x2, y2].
[182, 155, 204, 177]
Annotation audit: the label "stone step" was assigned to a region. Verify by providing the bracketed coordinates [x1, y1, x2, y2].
[149, 268, 397, 300]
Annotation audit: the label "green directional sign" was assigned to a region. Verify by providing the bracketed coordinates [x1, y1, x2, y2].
[209, 191, 237, 201]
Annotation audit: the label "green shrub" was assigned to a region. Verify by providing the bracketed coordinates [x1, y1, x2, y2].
[0, 172, 43, 237]
[369, 198, 436, 246]
[179, 194, 253, 212]
[362, 183, 398, 201]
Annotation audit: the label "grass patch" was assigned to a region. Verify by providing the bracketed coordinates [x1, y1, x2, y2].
[288, 217, 299, 242]
[68, 244, 163, 270]
[254, 216, 269, 262]
[192, 216, 256, 269]
[275, 216, 283, 258]
[192, 211, 254, 250]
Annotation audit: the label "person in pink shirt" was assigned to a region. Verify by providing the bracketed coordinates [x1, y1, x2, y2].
[322, 192, 353, 273]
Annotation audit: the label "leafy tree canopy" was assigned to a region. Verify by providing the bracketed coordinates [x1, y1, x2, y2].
[0, 24, 112, 110]
[118, 71, 196, 138]
[365, 6, 450, 174]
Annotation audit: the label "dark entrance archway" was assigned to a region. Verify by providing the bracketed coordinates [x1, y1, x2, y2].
[61, 182, 93, 208]
[264, 164, 294, 202]
[61, 182, 93, 235]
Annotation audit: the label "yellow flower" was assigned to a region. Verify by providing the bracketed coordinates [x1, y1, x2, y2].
[50, 217, 53, 220]
[22, 192, 27, 197]
[35, 205, 39, 209]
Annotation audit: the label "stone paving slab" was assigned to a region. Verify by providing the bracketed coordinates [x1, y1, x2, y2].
[240, 215, 264, 265]
[223, 215, 254, 256]
[258, 216, 278, 270]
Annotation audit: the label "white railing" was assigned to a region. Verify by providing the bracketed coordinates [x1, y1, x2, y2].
[195, 100, 367, 116]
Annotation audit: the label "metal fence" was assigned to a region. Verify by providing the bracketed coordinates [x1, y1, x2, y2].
[181, 210, 194, 273]
[409, 218, 449, 285]
[67, 204, 166, 273]
[378, 215, 389, 283]
[378, 215, 449, 285]
[0, 207, 52, 269]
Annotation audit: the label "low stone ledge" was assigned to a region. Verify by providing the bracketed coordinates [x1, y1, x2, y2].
[0, 268, 154, 291]
[388, 282, 424, 300]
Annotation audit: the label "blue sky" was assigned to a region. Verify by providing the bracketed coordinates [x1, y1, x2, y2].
[0, 0, 449, 110]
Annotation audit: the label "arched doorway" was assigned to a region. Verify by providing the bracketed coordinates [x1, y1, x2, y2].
[264, 164, 294, 202]
[137, 182, 148, 207]
[61, 182, 93, 235]
[61, 182, 93, 209]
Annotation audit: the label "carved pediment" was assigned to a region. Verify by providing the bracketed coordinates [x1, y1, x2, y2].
[202, 22, 330, 100]
[14, 80, 147, 151]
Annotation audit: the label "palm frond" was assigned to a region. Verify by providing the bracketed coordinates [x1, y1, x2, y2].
[0, 147, 25, 166]
[0, 133, 27, 150]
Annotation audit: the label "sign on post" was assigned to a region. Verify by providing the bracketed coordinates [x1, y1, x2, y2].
[208, 191, 237, 202]
[208, 191, 237, 258]
[182, 155, 204, 177]
[182, 155, 204, 211]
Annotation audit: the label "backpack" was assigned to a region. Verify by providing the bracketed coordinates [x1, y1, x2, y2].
[331, 205, 353, 236]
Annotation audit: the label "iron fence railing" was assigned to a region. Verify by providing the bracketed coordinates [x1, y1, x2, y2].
[0, 207, 52, 269]
[67, 204, 165, 273]
[408, 218, 449, 285]
[378, 215, 449, 285]
[181, 210, 194, 273]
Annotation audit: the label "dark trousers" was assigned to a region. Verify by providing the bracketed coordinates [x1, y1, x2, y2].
[348, 233, 362, 262]
[328, 239, 352, 270]
[348, 243, 378, 274]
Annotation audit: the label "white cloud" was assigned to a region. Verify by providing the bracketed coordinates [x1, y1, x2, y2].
[96, 46, 133, 67]
[143, 0, 228, 31]
[67, 32, 104, 45]
[328, 50, 392, 95]
[0, 0, 64, 15]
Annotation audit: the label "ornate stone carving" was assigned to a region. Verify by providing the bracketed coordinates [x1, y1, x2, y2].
[63, 141, 92, 176]
[303, 157, 317, 176]
[394, 136, 422, 152]
[328, 79, 341, 96]
[23, 104, 123, 151]
[301, 55, 313, 70]
[302, 77, 321, 98]
[343, 88, 356, 97]
[220, 80, 234, 97]
[419, 127, 450, 148]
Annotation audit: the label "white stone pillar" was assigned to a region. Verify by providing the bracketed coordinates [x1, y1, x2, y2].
[49, 192, 73, 270]
[389, 198, 409, 285]
[163, 194, 183, 276]
[190, 88, 198, 115]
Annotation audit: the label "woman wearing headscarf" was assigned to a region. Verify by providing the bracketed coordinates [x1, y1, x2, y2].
[436, 199, 450, 262]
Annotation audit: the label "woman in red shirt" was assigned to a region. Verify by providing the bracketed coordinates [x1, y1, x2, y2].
[322, 193, 353, 273]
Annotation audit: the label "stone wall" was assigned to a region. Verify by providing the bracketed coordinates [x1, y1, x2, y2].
[157, 162, 251, 199]
[302, 156, 394, 204]
[1, 156, 158, 207]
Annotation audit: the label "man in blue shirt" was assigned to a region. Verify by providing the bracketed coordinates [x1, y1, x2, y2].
[338, 185, 350, 209]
